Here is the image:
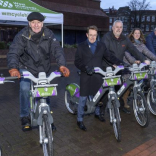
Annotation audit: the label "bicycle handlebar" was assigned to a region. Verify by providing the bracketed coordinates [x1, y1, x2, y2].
[22, 71, 62, 84]
[94, 65, 124, 77]
[0, 76, 18, 84]
[125, 63, 148, 72]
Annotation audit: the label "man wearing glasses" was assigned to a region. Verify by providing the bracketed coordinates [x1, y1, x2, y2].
[146, 27, 156, 55]
[74, 25, 124, 131]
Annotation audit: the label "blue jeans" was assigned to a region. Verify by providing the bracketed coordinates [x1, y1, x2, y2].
[77, 96, 100, 122]
[19, 69, 31, 117]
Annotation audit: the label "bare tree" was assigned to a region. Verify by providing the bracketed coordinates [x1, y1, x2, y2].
[128, 0, 150, 28]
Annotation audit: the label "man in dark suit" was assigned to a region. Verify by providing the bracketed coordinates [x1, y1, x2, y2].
[74, 25, 123, 131]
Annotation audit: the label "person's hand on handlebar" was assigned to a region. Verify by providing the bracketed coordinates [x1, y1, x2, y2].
[85, 66, 94, 75]
[59, 66, 70, 77]
[144, 60, 150, 65]
[134, 60, 141, 64]
[9, 68, 21, 78]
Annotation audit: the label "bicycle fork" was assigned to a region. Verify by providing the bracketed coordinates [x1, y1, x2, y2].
[107, 91, 121, 123]
[38, 99, 53, 144]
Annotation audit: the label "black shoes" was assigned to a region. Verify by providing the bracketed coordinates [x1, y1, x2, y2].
[122, 107, 131, 114]
[21, 116, 32, 131]
[52, 123, 56, 131]
[77, 121, 87, 131]
[95, 114, 105, 122]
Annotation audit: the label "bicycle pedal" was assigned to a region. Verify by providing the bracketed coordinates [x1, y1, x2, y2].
[22, 125, 32, 132]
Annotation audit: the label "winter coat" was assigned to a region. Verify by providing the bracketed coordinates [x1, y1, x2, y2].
[146, 32, 156, 55]
[101, 31, 146, 67]
[7, 26, 66, 76]
[74, 40, 123, 96]
[124, 42, 156, 64]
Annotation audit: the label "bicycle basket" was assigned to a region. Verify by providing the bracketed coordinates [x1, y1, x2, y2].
[34, 86, 57, 97]
[103, 76, 121, 87]
[131, 71, 148, 80]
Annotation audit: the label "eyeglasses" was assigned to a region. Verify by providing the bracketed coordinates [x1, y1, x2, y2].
[88, 34, 97, 37]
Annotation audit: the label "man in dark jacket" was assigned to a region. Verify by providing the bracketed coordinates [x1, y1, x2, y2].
[7, 12, 70, 131]
[75, 25, 124, 131]
[146, 27, 156, 55]
[101, 20, 150, 114]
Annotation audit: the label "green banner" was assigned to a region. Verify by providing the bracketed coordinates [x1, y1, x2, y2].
[0, 0, 58, 14]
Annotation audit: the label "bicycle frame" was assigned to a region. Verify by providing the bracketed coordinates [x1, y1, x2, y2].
[22, 71, 61, 144]
[117, 63, 148, 100]
[66, 66, 124, 115]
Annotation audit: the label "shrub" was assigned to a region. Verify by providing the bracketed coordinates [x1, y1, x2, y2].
[0, 42, 7, 49]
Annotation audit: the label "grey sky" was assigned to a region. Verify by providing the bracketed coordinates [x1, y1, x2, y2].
[100, 0, 156, 10]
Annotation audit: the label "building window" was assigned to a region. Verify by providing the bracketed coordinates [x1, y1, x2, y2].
[141, 16, 145, 22]
[123, 25, 127, 31]
[109, 25, 112, 31]
[146, 25, 149, 31]
[146, 16, 150, 22]
[109, 18, 112, 23]
[136, 15, 139, 22]
[141, 24, 144, 30]
[124, 17, 128, 22]
[151, 25, 155, 31]
[131, 24, 134, 30]
[131, 18, 134, 22]
[152, 16, 155, 22]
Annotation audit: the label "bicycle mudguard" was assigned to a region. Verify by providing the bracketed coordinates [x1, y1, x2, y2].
[65, 83, 80, 97]
[37, 107, 53, 126]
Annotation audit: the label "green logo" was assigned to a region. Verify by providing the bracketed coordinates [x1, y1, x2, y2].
[0, 0, 13, 8]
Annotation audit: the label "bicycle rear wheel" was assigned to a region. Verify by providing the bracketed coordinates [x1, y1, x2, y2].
[42, 114, 53, 156]
[65, 90, 78, 114]
[111, 101, 121, 142]
[147, 89, 156, 115]
[133, 92, 150, 127]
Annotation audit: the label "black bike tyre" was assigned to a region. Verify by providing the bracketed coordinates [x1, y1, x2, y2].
[147, 89, 156, 115]
[133, 92, 150, 127]
[65, 90, 78, 114]
[42, 114, 53, 156]
[112, 101, 121, 142]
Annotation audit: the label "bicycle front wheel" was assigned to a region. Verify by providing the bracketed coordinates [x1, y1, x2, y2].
[42, 114, 53, 156]
[133, 92, 150, 127]
[147, 89, 156, 115]
[111, 101, 121, 142]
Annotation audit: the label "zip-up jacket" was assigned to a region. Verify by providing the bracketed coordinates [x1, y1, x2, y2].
[101, 31, 146, 67]
[7, 26, 66, 76]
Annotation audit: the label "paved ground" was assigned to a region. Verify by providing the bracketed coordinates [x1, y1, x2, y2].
[1, 64, 156, 156]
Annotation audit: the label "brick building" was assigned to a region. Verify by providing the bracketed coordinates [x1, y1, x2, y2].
[103, 6, 156, 34]
[32, 0, 108, 44]
[0, 0, 108, 45]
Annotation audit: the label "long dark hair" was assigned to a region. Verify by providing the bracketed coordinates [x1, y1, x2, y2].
[128, 28, 146, 44]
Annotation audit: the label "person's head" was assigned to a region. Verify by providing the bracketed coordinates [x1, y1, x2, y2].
[27, 12, 44, 33]
[86, 25, 98, 43]
[112, 20, 123, 38]
[154, 27, 156, 36]
[129, 28, 145, 44]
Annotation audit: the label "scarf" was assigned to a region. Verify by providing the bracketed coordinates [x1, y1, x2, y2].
[87, 39, 97, 54]
[29, 27, 44, 43]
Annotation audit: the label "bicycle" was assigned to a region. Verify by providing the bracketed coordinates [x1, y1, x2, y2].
[22, 70, 62, 156]
[146, 61, 156, 115]
[65, 66, 124, 142]
[116, 63, 150, 127]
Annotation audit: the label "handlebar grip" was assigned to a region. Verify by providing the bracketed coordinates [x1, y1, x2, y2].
[4, 76, 18, 80]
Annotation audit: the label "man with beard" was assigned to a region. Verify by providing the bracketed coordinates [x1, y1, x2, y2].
[101, 20, 150, 114]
